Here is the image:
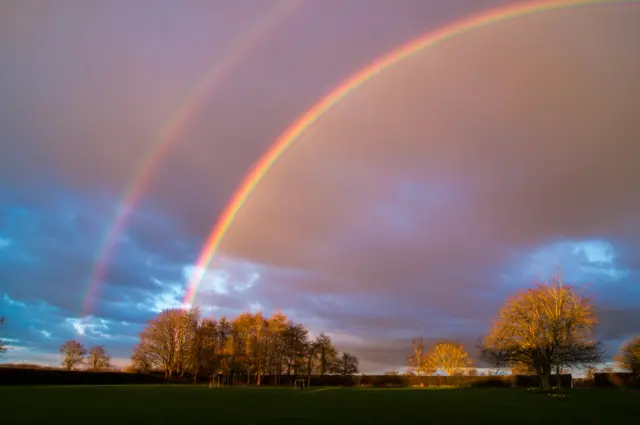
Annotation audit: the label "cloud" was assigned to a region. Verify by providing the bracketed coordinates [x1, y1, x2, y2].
[1, 1, 639, 371]
[210, 4, 640, 368]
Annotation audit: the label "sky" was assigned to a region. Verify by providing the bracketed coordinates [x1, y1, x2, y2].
[1, 0, 639, 373]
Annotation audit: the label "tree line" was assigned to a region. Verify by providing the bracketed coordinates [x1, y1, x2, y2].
[128, 309, 358, 384]
[2, 274, 639, 390]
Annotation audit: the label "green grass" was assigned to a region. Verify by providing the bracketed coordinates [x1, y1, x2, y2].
[1, 385, 636, 424]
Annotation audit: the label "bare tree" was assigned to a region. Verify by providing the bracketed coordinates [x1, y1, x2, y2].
[134, 308, 199, 379]
[308, 333, 338, 376]
[87, 346, 112, 371]
[336, 352, 359, 376]
[60, 340, 87, 370]
[615, 336, 640, 374]
[129, 343, 153, 373]
[427, 342, 471, 376]
[408, 337, 434, 376]
[282, 323, 309, 376]
[480, 276, 603, 390]
[0, 317, 8, 358]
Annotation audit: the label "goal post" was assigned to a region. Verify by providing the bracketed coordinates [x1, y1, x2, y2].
[294, 379, 307, 390]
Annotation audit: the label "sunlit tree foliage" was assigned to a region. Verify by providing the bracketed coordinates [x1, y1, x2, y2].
[480, 276, 603, 390]
[131, 308, 357, 384]
[427, 342, 472, 376]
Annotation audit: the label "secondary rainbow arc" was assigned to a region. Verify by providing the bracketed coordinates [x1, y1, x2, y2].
[81, 0, 300, 317]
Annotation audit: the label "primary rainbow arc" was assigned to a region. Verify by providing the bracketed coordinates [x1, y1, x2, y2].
[184, 0, 632, 306]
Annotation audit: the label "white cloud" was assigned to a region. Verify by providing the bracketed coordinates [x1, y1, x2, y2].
[139, 280, 191, 313]
[248, 301, 263, 312]
[183, 257, 259, 297]
[65, 316, 111, 338]
[3, 293, 27, 308]
[505, 238, 630, 286]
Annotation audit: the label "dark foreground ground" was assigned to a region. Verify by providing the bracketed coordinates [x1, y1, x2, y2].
[1, 386, 637, 425]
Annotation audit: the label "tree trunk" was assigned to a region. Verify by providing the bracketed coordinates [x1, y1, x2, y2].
[539, 372, 551, 391]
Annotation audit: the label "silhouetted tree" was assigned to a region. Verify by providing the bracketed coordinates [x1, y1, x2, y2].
[616, 336, 640, 374]
[60, 340, 87, 370]
[337, 352, 359, 376]
[282, 323, 309, 375]
[0, 317, 8, 358]
[313, 333, 338, 376]
[480, 275, 603, 390]
[427, 342, 471, 376]
[87, 346, 112, 371]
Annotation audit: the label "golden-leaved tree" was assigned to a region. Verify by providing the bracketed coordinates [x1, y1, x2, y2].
[479, 275, 603, 390]
[616, 336, 640, 374]
[427, 342, 471, 376]
[407, 337, 435, 376]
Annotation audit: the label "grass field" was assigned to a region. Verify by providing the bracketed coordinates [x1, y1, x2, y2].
[1, 386, 637, 425]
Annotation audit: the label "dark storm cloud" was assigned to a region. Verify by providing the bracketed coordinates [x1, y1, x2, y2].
[0, 189, 195, 339]
[0, 292, 142, 365]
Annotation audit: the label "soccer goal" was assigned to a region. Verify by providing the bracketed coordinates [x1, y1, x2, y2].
[294, 379, 307, 390]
